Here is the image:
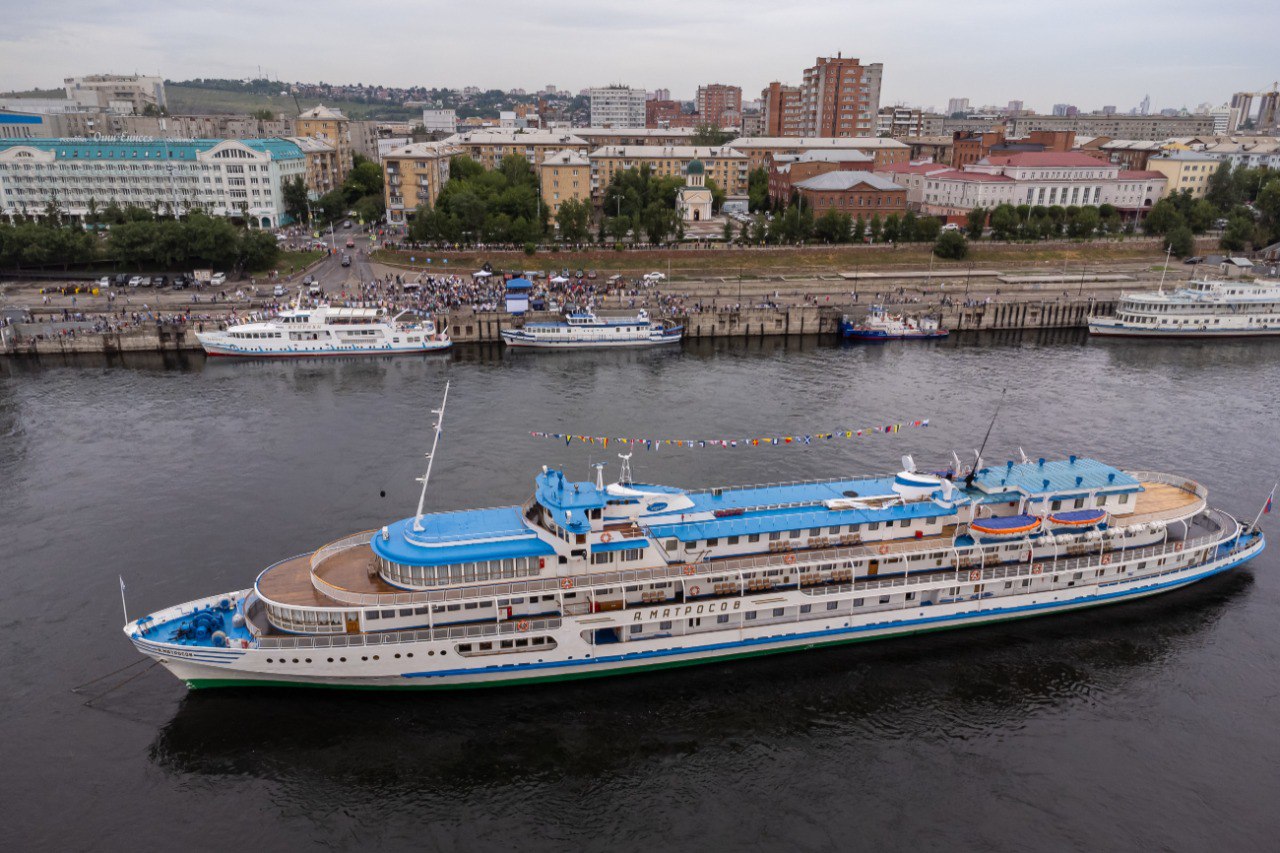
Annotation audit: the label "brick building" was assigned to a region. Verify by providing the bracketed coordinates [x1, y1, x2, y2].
[767, 150, 874, 205]
[696, 84, 743, 127]
[791, 172, 907, 219]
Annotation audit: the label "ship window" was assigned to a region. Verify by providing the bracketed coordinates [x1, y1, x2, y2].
[878, 595, 890, 604]
[1051, 500, 1062, 510]
[789, 530, 801, 539]
[659, 621, 672, 630]
[773, 607, 785, 617]
[717, 614, 730, 623]
[1074, 498, 1085, 509]
[853, 598, 864, 607]
[1119, 493, 1130, 504]
[809, 528, 821, 536]
[366, 611, 380, 620]
[380, 609, 395, 618]
[749, 534, 761, 542]
[398, 608, 413, 617]
[631, 624, 643, 634]
[827, 601, 838, 610]
[707, 538, 719, 546]
[800, 604, 812, 613]
[745, 611, 757, 621]
[868, 522, 880, 531]
[665, 539, 677, 550]
[727, 536, 739, 545]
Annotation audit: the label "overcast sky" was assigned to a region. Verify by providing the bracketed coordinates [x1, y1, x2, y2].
[2, 0, 1275, 112]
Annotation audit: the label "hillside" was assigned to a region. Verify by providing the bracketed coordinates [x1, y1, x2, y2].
[165, 85, 417, 120]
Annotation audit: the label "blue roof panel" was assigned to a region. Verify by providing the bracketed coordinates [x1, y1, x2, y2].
[970, 457, 1139, 496]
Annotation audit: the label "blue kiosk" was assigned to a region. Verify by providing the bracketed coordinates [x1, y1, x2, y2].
[505, 277, 533, 314]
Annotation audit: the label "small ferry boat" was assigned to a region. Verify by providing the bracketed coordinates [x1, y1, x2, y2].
[123, 387, 1267, 691]
[1088, 277, 1280, 337]
[500, 308, 682, 349]
[196, 304, 451, 357]
[841, 306, 948, 340]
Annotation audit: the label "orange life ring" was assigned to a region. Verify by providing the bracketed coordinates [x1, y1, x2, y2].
[1174, 542, 1184, 552]
[878, 544, 890, 555]
[689, 585, 700, 596]
[517, 619, 530, 631]
[968, 569, 981, 582]
[682, 565, 696, 576]
[1101, 555, 1112, 565]
[1031, 564, 1044, 575]
[560, 578, 574, 589]
[600, 532, 613, 543]
[784, 554, 796, 565]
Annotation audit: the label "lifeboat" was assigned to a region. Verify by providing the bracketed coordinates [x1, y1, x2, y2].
[1047, 508, 1108, 530]
[970, 514, 1041, 539]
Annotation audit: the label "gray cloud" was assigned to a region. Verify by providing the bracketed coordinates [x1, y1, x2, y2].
[1, 0, 1275, 112]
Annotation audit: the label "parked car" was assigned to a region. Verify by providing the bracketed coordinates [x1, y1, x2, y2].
[643, 272, 666, 282]
[345, 239, 355, 248]
[1183, 256, 1204, 265]
[171, 277, 188, 291]
[342, 220, 352, 229]
[209, 272, 227, 287]
[302, 274, 314, 286]
[113, 274, 129, 286]
[341, 255, 351, 267]
[95, 276, 110, 288]
[156, 275, 169, 288]
[273, 284, 286, 297]
[941, 223, 962, 232]
[128, 275, 145, 287]
[309, 282, 323, 296]
[586, 270, 598, 279]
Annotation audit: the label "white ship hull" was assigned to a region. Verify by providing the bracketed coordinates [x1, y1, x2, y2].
[128, 528, 1263, 690]
[1089, 320, 1280, 338]
[198, 336, 453, 357]
[500, 332, 682, 349]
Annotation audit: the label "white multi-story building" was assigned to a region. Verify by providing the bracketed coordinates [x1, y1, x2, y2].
[0, 137, 308, 227]
[876, 152, 1167, 219]
[1201, 139, 1280, 170]
[589, 86, 646, 128]
[64, 74, 166, 115]
[422, 109, 458, 134]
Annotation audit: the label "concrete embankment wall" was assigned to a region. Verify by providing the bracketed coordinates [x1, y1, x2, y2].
[1, 299, 1112, 354]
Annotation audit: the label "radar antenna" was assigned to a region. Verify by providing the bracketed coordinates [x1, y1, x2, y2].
[412, 381, 451, 532]
[618, 452, 633, 485]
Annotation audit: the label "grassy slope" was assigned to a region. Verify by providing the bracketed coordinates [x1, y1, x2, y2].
[165, 86, 415, 120]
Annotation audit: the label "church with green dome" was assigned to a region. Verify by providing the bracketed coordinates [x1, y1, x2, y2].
[677, 158, 713, 222]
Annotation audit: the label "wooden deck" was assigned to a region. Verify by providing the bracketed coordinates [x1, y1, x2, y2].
[1125, 482, 1202, 524]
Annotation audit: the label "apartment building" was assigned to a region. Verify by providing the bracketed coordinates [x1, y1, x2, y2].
[876, 107, 924, 138]
[64, 74, 166, 115]
[382, 141, 462, 223]
[1145, 151, 1221, 198]
[444, 129, 590, 168]
[727, 136, 909, 171]
[284, 136, 340, 196]
[588, 145, 748, 199]
[589, 86, 647, 128]
[295, 105, 353, 184]
[0, 137, 307, 226]
[539, 149, 592, 223]
[767, 150, 874, 205]
[802, 55, 882, 137]
[696, 84, 743, 127]
[761, 83, 804, 137]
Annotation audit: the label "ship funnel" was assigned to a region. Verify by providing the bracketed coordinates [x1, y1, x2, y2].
[901, 454, 916, 473]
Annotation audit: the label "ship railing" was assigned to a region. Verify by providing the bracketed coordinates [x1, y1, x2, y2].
[1124, 470, 1208, 500]
[309, 530, 376, 574]
[257, 616, 563, 650]
[685, 473, 894, 496]
[801, 507, 1236, 598]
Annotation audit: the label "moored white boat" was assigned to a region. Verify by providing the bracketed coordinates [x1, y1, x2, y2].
[1088, 277, 1280, 337]
[196, 303, 451, 357]
[501, 308, 682, 349]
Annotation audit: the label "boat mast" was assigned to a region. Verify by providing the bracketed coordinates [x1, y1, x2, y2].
[412, 381, 451, 532]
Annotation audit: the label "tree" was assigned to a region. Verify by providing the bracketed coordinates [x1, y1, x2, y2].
[814, 210, 846, 243]
[869, 213, 883, 243]
[990, 204, 1019, 240]
[1185, 198, 1219, 234]
[747, 167, 770, 213]
[900, 210, 918, 242]
[1164, 225, 1195, 257]
[606, 214, 632, 243]
[965, 206, 986, 239]
[555, 198, 591, 243]
[1143, 198, 1184, 236]
[934, 230, 969, 260]
[251, 108, 276, 121]
[883, 214, 901, 244]
[1219, 214, 1257, 252]
[641, 203, 676, 243]
[723, 218, 734, 242]
[352, 193, 385, 225]
[237, 229, 280, 272]
[704, 177, 726, 213]
[914, 215, 941, 243]
[690, 123, 733, 146]
[852, 214, 866, 244]
[282, 176, 310, 224]
[1069, 206, 1101, 238]
[1205, 161, 1237, 212]
[342, 160, 384, 203]
[316, 189, 348, 224]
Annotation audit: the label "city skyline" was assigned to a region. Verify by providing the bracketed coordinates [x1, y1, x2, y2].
[0, 0, 1275, 114]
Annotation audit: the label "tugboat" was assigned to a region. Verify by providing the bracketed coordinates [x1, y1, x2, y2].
[500, 308, 682, 349]
[122, 387, 1268, 691]
[841, 305, 948, 341]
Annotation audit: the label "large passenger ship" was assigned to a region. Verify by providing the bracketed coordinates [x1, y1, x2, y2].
[124, 389, 1266, 690]
[196, 304, 451, 356]
[1088, 277, 1280, 337]
[500, 309, 682, 349]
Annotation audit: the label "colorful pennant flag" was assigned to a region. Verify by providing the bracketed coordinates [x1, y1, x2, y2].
[529, 419, 930, 449]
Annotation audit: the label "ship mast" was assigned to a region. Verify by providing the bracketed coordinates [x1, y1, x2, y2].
[412, 381, 451, 532]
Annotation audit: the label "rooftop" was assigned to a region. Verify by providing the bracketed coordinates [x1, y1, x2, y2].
[982, 152, 1118, 168]
[728, 136, 909, 150]
[0, 137, 306, 161]
[589, 145, 746, 159]
[542, 148, 590, 167]
[969, 457, 1140, 498]
[794, 171, 905, 192]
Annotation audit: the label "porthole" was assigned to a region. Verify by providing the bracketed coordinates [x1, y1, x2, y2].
[327, 658, 334, 663]
[361, 656, 368, 661]
[429, 650, 435, 656]
[440, 651, 446, 656]
[266, 658, 273, 663]
[407, 653, 414, 658]
[394, 653, 401, 659]
[305, 658, 312, 663]
[292, 658, 299, 663]
[373, 655, 380, 660]
[340, 657, 347, 662]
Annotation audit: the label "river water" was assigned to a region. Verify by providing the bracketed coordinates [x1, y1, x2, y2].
[3, 332, 1278, 851]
